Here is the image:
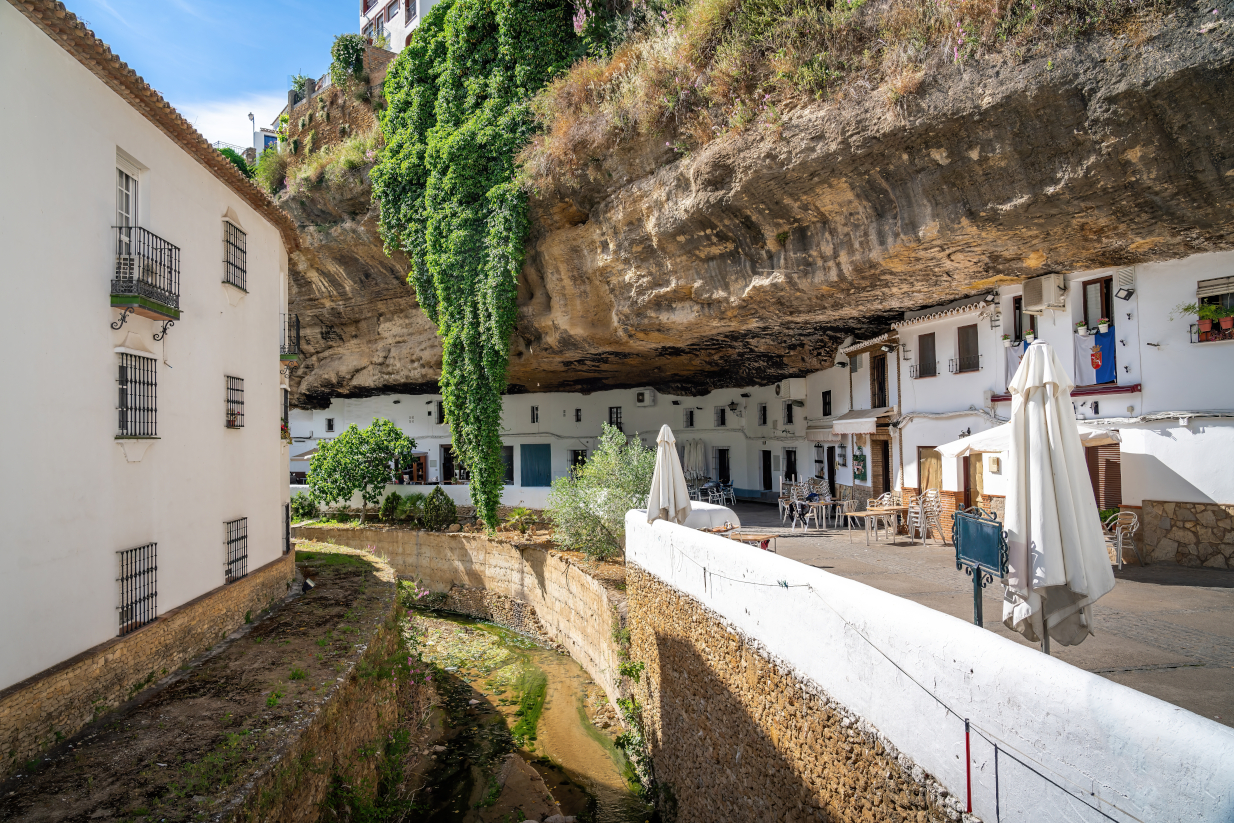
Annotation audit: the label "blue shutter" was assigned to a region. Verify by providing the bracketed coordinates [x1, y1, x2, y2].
[520, 444, 552, 487]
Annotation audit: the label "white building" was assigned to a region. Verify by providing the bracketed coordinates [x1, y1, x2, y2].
[360, 0, 434, 52]
[1, 1, 298, 693]
[294, 252, 1234, 565]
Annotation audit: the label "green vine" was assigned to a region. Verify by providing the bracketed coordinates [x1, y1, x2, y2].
[372, 0, 579, 528]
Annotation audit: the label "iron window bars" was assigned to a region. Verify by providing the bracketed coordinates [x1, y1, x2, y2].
[223, 221, 247, 291]
[949, 355, 983, 373]
[284, 503, 292, 555]
[113, 226, 181, 314]
[226, 376, 245, 428]
[911, 362, 939, 378]
[281, 314, 301, 359]
[118, 353, 157, 437]
[225, 517, 248, 582]
[117, 542, 157, 636]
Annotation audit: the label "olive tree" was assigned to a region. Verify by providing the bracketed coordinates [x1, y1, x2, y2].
[547, 424, 656, 560]
[307, 418, 417, 522]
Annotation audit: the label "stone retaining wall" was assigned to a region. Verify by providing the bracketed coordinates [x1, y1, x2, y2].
[1140, 499, 1234, 568]
[627, 565, 956, 822]
[293, 525, 626, 706]
[0, 553, 294, 779]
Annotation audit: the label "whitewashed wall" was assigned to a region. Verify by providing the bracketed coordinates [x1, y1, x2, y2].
[0, 3, 290, 691]
[626, 514, 1234, 823]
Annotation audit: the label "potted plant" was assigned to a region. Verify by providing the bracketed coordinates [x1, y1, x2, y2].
[1098, 317, 1110, 333]
[1002, 334, 1012, 348]
[1220, 307, 1234, 331]
[1075, 321, 1089, 336]
[1173, 302, 1222, 332]
[1025, 330, 1035, 343]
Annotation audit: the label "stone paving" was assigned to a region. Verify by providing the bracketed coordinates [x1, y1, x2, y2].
[728, 502, 1234, 727]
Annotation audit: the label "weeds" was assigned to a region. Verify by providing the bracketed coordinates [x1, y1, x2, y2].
[290, 668, 307, 681]
[267, 689, 284, 708]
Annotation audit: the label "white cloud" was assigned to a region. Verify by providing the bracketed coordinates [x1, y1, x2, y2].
[176, 93, 288, 150]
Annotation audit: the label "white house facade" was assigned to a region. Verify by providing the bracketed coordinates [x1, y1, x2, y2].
[293, 251, 1234, 565]
[0, 0, 298, 695]
[360, 0, 435, 52]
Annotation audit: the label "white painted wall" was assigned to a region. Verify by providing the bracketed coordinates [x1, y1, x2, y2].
[1120, 420, 1234, 506]
[0, 4, 290, 691]
[626, 515, 1234, 823]
[361, 0, 435, 52]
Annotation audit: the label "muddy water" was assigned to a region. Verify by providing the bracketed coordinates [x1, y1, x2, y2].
[411, 613, 653, 823]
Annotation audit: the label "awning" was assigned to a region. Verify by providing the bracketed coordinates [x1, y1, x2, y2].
[805, 426, 841, 443]
[831, 407, 894, 434]
[291, 447, 318, 461]
[937, 422, 1121, 459]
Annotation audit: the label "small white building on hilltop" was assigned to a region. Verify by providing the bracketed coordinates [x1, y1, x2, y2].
[360, 0, 435, 52]
[0, 0, 300, 765]
[293, 251, 1234, 567]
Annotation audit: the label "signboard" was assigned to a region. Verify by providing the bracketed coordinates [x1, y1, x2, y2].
[952, 508, 1008, 627]
[852, 446, 867, 481]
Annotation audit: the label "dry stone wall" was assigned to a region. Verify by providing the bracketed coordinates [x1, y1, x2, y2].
[627, 565, 961, 823]
[0, 554, 294, 780]
[1141, 500, 1234, 568]
[292, 526, 625, 706]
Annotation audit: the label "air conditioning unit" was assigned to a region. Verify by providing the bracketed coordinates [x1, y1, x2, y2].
[775, 378, 806, 399]
[635, 388, 656, 407]
[1022, 273, 1067, 313]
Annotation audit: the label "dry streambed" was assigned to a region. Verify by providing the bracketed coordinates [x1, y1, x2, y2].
[0, 548, 408, 823]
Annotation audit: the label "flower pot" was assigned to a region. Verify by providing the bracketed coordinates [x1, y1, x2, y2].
[1221, 316, 1234, 330]
[1199, 319, 1214, 332]
[1098, 323, 1109, 333]
[1025, 334, 1035, 343]
[1003, 339, 1011, 348]
[1076, 327, 1089, 337]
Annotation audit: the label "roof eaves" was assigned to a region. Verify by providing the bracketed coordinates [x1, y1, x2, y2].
[838, 331, 897, 356]
[8, 0, 299, 253]
[891, 300, 986, 330]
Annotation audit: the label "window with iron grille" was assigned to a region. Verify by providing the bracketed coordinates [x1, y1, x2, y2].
[822, 390, 832, 417]
[531, 405, 539, 424]
[683, 408, 695, 428]
[914, 333, 938, 378]
[326, 417, 335, 432]
[574, 408, 582, 422]
[223, 221, 247, 291]
[226, 376, 245, 428]
[436, 400, 447, 425]
[714, 406, 727, 427]
[283, 503, 291, 555]
[117, 542, 157, 636]
[952, 325, 981, 373]
[758, 403, 767, 426]
[225, 517, 248, 582]
[118, 353, 157, 437]
[608, 406, 622, 431]
[784, 402, 795, 426]
[282, 388, 290, 427]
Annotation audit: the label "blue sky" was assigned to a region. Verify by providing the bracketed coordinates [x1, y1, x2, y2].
[71, 0, 357, 147]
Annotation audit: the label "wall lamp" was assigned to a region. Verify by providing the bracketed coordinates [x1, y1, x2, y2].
[837, 362, 849, 368]
[880, 344, 897, 353]
[1115, 287, 1134, 300]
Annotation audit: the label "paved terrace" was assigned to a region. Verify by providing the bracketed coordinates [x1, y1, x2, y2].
[726, 502, 1234, 727]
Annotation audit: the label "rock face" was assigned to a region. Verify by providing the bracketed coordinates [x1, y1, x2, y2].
[287, 8, 1234, 406]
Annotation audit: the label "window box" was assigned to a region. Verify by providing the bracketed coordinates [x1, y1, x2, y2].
[1191, 323, 1234, 344]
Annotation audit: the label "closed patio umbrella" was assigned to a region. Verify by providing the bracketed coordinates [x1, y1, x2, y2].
[647, 425, 692, 525]
[1003, 341, 1115, 649]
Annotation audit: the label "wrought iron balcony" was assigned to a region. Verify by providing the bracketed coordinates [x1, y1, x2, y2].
[949, 355, 982, 374]
[281, 314, 301, 360]
[910, 361, 938, 378]
[112, 226, 180, 320]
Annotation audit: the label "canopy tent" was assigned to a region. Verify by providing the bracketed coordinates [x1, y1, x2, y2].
[937, 422, 1120, 459]
[831, 407, 894, 434]
[648, 425, 692, 525]
[1002, 340, 1116, 649]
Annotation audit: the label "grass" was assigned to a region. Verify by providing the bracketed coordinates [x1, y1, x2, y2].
[521, 0, 1169, 187]
[284, 127, 382, 198]
[510, 664, 548, 747]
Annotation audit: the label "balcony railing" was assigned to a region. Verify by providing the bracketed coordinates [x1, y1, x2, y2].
[949, 354, 982, 374]
[281, 314, 301, 360]
[112, 226, 180, 319]
[910, 361, 938, 379]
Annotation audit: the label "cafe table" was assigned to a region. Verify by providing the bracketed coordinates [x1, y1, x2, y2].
[845, 506, 909, 545]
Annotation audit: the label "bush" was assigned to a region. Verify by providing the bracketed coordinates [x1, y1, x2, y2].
[547, 423, 656, 560]
[330, 33, 368, 88]
[291, 491, 319, 521]
[422, 487, 457, 531]
[503, 506, 535, 535]
[398, 492, 428, 524]
[290, 73, 314, 100]
[306, 418, 417, 522]
[218, 147, 253, 179]
[254, 147, 288, 195]
[379, 490, 403, 520]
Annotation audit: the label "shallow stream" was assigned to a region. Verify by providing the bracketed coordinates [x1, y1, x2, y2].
[409, 612, 654, 823]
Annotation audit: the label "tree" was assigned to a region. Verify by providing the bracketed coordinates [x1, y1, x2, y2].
[307, 418, 417, 522]
[546, 424, 656, 560]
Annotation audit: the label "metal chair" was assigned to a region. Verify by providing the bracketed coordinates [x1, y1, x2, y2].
[920, 489, 946, 545]
[1104, 510, 1144, 568]
[789, 485, 820, 531]
[778, 480, 796, 523]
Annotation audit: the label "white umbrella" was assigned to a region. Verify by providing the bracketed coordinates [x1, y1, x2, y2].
[647, 425, 692, 525]
[1003, 341, 1115, 649]
[937, 421, 1120, 459]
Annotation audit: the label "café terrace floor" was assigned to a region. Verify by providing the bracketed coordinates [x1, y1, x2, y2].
[726, 502, 1234, 728]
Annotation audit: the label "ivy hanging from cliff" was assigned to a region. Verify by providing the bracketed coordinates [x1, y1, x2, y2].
[372, 0, 580, 528]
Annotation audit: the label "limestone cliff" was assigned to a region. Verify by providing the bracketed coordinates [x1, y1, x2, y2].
[287, 6, 1234, 408]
